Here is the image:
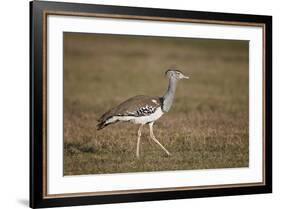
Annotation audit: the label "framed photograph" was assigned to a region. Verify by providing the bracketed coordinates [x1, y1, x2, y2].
[30, 0, 272, 208]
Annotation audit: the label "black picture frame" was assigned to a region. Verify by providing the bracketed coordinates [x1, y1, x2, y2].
[30, 0, 272, 208]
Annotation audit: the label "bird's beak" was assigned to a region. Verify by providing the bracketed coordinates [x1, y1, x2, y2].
[182, 75, 189, 79]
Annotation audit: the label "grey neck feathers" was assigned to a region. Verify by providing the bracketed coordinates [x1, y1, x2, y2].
[162, 77, 178, 112]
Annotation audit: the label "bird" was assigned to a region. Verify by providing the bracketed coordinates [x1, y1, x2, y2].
[97, 69, 189, 158]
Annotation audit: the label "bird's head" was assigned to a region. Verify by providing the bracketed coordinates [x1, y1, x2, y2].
[165, 69, 189, 80]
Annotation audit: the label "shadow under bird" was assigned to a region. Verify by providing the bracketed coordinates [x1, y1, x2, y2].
[97, 69, 189, 158]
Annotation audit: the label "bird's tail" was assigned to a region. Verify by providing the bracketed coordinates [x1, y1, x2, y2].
[96, 121, 107, 130]
[96, 116, 118, 130]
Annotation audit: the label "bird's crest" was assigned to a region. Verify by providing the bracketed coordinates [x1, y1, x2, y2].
[165, 68, 183, 76]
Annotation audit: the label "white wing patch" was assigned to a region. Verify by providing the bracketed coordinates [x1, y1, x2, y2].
[106, 107, 164, 125]
[152, 99, 158, 104]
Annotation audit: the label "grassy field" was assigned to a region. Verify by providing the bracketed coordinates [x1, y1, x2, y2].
[63, 32, 249, 175]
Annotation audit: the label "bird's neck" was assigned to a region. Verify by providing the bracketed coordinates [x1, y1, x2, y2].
[162, 77, 178, 112]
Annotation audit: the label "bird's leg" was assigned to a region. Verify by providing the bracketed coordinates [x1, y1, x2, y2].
[136, 124, 143, 158]
[149, 122, 171, 156]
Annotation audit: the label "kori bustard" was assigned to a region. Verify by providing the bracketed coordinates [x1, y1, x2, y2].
[97, 69, 189, 157]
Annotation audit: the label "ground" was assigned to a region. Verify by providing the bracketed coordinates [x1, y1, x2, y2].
[63, 32, 249, 175]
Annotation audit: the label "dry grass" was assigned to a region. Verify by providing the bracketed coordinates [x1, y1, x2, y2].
[63, 32, 249, 175]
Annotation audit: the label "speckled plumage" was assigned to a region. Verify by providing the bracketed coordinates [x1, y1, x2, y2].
[97, 95, 163, 130]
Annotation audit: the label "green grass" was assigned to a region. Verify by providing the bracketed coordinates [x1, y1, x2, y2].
[63, 32, 249, 175]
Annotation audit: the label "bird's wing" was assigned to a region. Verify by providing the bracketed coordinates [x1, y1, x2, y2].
[98, 95, 162, 122]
